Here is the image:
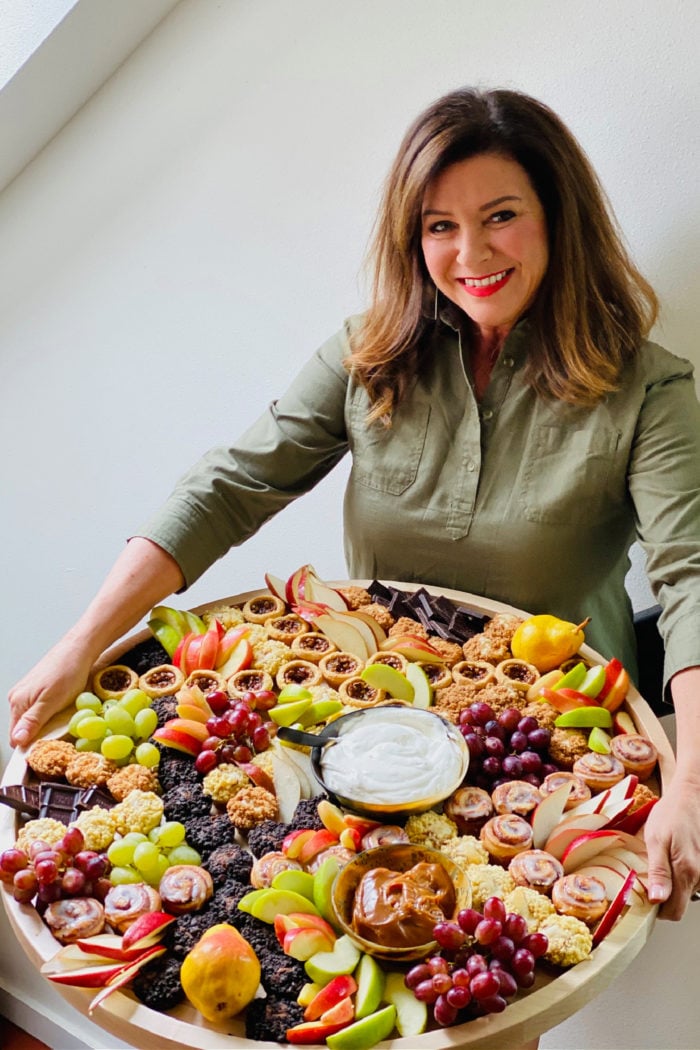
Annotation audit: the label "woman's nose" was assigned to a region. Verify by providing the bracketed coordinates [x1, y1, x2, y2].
[455, 226, 490, 268]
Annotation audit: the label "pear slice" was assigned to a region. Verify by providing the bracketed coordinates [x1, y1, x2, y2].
[360, 664, 414, 702]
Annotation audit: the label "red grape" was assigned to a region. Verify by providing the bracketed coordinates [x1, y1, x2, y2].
[413, 979, 439, 1004]
[502, 754, 523, 778]
[432, 973, 452, 995]
[433, 995, 459, 1027]
[475, 918, 502, 945]
[37, 881, 62, 904]
[233, 744, 253, 764]
[252, 725, 271, 752]
[61, 867, 87, 895]
[59, 827, 85, 856]
[504, 912, 528, 944]
[427, 955, 450, 975]
[34, 858, 59, 885]
[207, 690, 230, 715]
[195, 749, 219, 774]
[509, 730, 528, 752]
[446, 984, 471, 1009]
[13, 868, 38, 903]
[451, 967, 470, 988]
[405, 963, 431, 990]
[483, 897, 507, 923]
[498, 707, 522, 732]
[479, 993, 508, 1013]
[470, 970, 501, 1000]
[433, 921, 466, 951]
[252, 689, 277, 711]
[457, 908, 482, 935]
[490, 935, 516, 962]
[527, 727, 552, 751]
[470, 701, 495, 726]
[512, 947, 536, 978]
[466, 954, 489, 977]
[522, 931, 549, 959]
[0, 848, 29, 876]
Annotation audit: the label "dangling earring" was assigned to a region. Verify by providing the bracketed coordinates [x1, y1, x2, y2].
[433, 285, 439, 321]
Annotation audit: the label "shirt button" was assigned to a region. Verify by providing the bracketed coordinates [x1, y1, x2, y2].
[482, 408, 493, 420]
[467, 461, 476, 472]
[502, 356, 514, 368]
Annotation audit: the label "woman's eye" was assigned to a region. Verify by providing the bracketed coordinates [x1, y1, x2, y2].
[488, 209, 516, 224]
[426, 220, 453, 234]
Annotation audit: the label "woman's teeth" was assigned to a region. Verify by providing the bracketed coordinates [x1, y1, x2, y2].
[461, 269, 510, 288]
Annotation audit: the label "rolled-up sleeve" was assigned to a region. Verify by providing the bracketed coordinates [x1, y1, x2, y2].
[136, 325, 352, 587]
[628, 347, 700, 687]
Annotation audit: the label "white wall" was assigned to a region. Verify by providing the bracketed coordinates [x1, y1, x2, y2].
[1, 1, 698, 1046]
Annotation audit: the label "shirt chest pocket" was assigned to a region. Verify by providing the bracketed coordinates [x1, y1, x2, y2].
[520, 422, 623, 524]
[348, 398, 431, 496]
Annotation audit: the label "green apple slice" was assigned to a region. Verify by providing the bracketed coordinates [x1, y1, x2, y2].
[383, 970, 428, 1037]
[325, 1004, 396, 1050]
[353, 953, 385, 1020]
[278, 684, 314, 703]
[588, 726, 613, 753]
[245, 888, 321, 923]
[272, 869, 316, 901]
[552, 661, 587, 691]
[312, 854, 342, 928]
[554, 706, 613, 729]
[298, 700, 344, 726]
[304, 934, 361, 984]
[578, 664, 607, 697]
[360, 664, 414, 702]
[269, 698, 314, 726]
[405, 661, 432, 709]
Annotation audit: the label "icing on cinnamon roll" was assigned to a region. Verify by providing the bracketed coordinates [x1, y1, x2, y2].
[540, 771, 591, 809]
[360, 825, 410, 850]
[480, 814, 534, 865]
[104, 882, 161, 933]
[443, 786, 494, 836]
[551, 872, 609, 924]
[509, 849, 564, 894]
[159, 864, 213, 914]
[572, 752, 626, 793]
[44, 897, 105, 943]
[492, 780, 543, 817]
[610, 734, 658, 780]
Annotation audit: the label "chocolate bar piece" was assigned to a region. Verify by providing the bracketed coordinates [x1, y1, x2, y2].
[0, 782, 115, 825]
[0, 784, 41, 816]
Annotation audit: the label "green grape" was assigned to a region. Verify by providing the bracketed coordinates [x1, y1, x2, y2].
[76, 715, 108, 741]
[74, 692, 103, 713]
[103, 706, 136, 737]
[134, 742, 161, 768]
[101, 734, 134, 761]
[109, 865, 142, 885]
[68, 709, 94, 737]
[75, 737, 103, 753]
[133, 841, 162, 875]
[107, 832, 147, 867]
[119, 689, 152, 717]
[133, 707, 158, 740]
[166, 844, 202, 867]
[156, 821, 186, 849]
[142, 854, 169, 888]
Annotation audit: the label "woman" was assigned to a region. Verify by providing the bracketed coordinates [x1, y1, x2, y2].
[9, 88, 700, 924]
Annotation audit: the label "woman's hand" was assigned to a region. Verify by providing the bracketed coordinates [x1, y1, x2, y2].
[645, 667, 700, 919]
[9, 637, 97, 747]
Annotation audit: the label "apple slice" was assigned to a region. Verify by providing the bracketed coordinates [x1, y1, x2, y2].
[312, 854, 343, 928]
[121, 911, 176, 952]
[286, 1020, 351, 1045]
[247, 888, 322, 923]
[348, 609, 387, 648]
[554, 707, 612, 729]
[195, 625, 221, 670]
[531, 781, 573, 849]
[298, 700, 344, 727]
[317, 799, 348, 835]
[284, 925, 336, 961]
[215, 625, 252, 669]
[600, 662, 630, 713]
[265, 573, 288, 601]
[592, 869, 637, 945]
[152, 717, 210, 756]
[325, 1004, 397, 1050]
[147, 618, 182, 659]
[304, 569, 350, 612]
[271, 869, 316, 901]
[383, 970, 428, 1038]
[304, 975, 358, 1022]
[271, 740, 315, 796]
[545, 813, 611, 860]
[88, 946, 166, 1013]
[597, 847, 649, 879]
[597, 794, 635, 825]
[313, 613, 370, 660]
[298, 829, 341, 867]
[320, 996, 354, 1026]
[613, 709, 637, 735]
[561, 830, 623, 873]
[217, 637, 253, 678]
[283, 829, 316, 859]
[405, 661, 432, 709]
[611, 796, 658, 834]
[538, 687, 600, 714]
[339, 826, 361, 851]
[353, 952, 385, 1020]
[304, 934, 362, 984]
[286, 565, 310, 605]
[271, 753, 302, 823]
[360, 664, 414, 702]
[380, 634, 445, 663]
[41, 941, 127, 972]
[47, 961, 132, 987]
[269, 698, 314, 727]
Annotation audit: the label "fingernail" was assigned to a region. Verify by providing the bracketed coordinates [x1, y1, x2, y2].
[649, 884, 667, 901]
[14, 727, 28, 747]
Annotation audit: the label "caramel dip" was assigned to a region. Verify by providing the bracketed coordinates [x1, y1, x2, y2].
[351, 861, 456, 948]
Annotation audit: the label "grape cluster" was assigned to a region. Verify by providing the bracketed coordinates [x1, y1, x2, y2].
[68, 689, 160, 768]
[106, 821, 201, 887]
[195, 689, 276, 774]
[0, 827, 110, 909]
[459, 702, 557, 789]
[405, 896, 548, 1027]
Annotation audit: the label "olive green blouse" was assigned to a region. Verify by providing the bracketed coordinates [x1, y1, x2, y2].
[139, 315, 700, 691]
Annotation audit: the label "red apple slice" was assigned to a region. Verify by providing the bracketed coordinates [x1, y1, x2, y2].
[531, 781, 573, 849]
[196, 626, 221, 670]
[286, 1020, 351, 1044]
[544, 813, 610, 860]
[286, 565, 310, 605]
[217, 638, 253, 678]
[347, 609, 387, 647]
[317, 800, 349, 836]
[592, 869, 637, 945]
[284, 925, 336, 961]
[597, 795, 635, 824]
[313, 613, 371, 661]
[610, 797, 658, 835]
[238, 761, 276, 795]
[539, 687, 600, 714]
[600, 664, 630, 713]
[121, 911, 175, 951]
[320, 995, 355, 1026]
[283, 829, 316, 859]
[88, 946, 166, 1013]
[298, 829, 340, 866]
[304, 569, 350, 612]
[613, 710, 637, 735]
[379, 635, 445, 663]
[561, 830, 623, 873]
[47, 961, 131, 987]
[304, 974, 358, 1021]
[597, 846, 648, 878]
[602, 774, 639, 805]
[73, 934, 145, 964]
[215, 624, 252, 668]
[41, 940, 126, 972]
[265, 573, 288, 601]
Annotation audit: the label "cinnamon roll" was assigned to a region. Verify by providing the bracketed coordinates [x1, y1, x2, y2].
[159, 864, 213, 914]
[291, 632, 338, 663]
[551, 872, 609, 924]
[360, 825, 410, 850]
[480, 814, 534, 865]
[572, 752, 626, 793]
[275, 660, 323, 691]
[452, 660, 496, 689]
[44, 897, 105, 943]
[319, 651, 365, 687]
[540, 771, 591, 809]
[104, 883, 161, 933]
[250, 851, 303, 889]
[444, 786, 494, 835]
[492, 780, 543, 818]
[610, 734, 658, 780]
[509, 850, 564, 895]
[243, 594, 286, 624]
[227, 669, 274, 698]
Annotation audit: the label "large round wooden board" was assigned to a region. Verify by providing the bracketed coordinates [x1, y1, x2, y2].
[0, 582, 675, 1050]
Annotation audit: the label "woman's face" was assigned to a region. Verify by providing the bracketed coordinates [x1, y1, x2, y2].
[421, 153, 549, 338]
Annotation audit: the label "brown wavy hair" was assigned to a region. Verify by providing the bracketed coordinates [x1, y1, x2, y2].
[348, 87, 658, 423]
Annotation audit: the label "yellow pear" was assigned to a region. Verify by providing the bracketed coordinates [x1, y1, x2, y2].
[511, 614, 590, 672]
[180, 923, 260, 1023]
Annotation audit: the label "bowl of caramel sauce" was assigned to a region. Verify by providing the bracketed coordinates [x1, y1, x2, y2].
[331, 843, 471, 962]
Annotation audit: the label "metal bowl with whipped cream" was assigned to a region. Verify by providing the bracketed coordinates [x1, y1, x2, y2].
[309, 705, 469, 820]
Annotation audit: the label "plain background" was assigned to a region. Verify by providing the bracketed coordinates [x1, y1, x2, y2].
[0, 1, 698, 1046]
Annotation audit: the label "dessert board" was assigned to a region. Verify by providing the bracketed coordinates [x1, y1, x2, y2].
[0, 582, 675, 1050]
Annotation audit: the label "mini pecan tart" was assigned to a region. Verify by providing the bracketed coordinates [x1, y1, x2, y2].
[551, 872, 609, 924]
[291, 632, 337, 663]
[44, 898, 105, 943]
[540, 771, 591, 808]
[275, 659, 323, 691]
[444, 785, 494, 836]
[338, 677, 387, 708]
[492, 780, 543, 818]
[159, 864, 213, 914]
[265, 614, 309, 644]
[610, 733, 658, 780]
[509, 849, 564, 895]
[480, 813, 534, 865]
[365, 650, 409, 674]
[92, 664, 139, 701]
[184, 669, 226, 695]
[318, 650, 365, 687]
[416, 660, 453, 689]
[451, 660, 496, 689]
[138, 664, 185, 698]
[572, 752, 626, 793]
[495, 659, 540, 692]
[242, 594, 287, 623]
[227, 668, 274, 698]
